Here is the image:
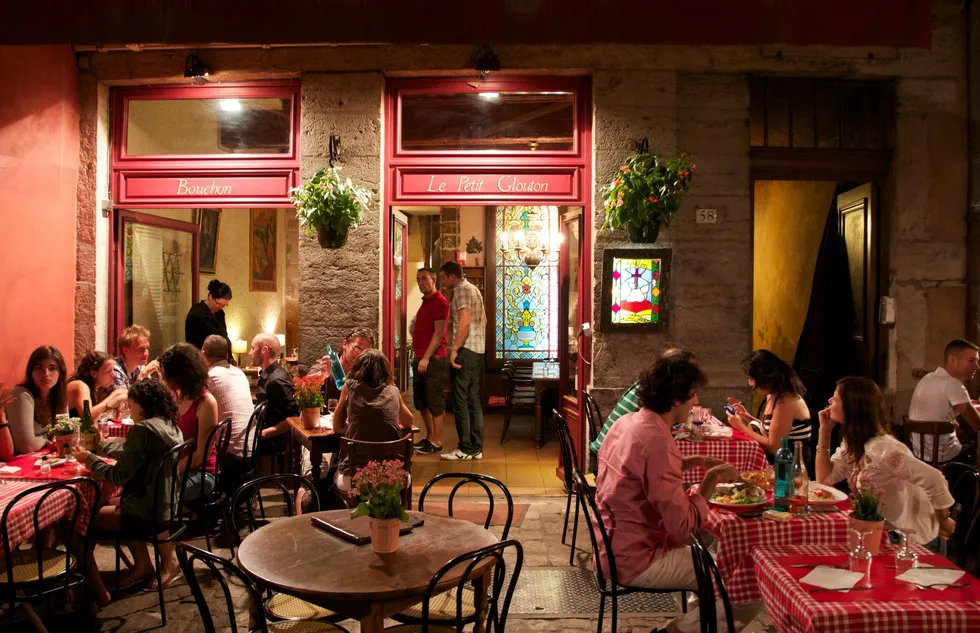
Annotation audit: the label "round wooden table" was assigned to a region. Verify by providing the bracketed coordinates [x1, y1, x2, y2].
[236, 510, 499, 633]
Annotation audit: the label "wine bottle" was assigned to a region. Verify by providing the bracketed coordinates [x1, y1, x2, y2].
[792, 440, 809, 514]
[773, 438, 793, 511]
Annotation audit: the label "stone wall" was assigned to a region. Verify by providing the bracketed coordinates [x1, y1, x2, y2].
[297, 72, 384, 367]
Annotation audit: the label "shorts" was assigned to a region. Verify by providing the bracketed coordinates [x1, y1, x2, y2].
[120, 512, 168, 539]
[412, 356, 449, 415]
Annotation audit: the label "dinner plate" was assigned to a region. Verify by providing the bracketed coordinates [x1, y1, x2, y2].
[807, 482, 848, 506]
[709, 484, 769, 510]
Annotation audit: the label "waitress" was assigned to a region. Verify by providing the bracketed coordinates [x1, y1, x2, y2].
[185, 279, 232, 350]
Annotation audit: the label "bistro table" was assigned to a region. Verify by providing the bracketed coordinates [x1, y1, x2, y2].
[676, 427, 769, 485]
[752, 544, 980, 633]
[531, 361, 560, 448]
[236, 510, 499, 633]
[287, 415, 340, 483]
[704, 503, 878, 604]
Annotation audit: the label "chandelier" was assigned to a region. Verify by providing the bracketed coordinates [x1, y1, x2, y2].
[497, 208, 562, 269]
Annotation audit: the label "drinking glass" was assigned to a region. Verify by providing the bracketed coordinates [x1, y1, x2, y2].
[327, 399, 338, 414]
[848, 528, 874, 587]
[893, 528, 919, 574]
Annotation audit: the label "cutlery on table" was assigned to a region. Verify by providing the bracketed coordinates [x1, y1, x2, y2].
[789, 563, 848, 569]
[913, 583, 970, 590]
[808, 586, 874, 594]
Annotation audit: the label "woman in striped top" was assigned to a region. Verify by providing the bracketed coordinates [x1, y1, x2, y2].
[726, 349, 812, 460]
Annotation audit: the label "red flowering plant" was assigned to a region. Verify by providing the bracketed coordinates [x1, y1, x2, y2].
[293, 374, 325, 410]
[849, 472, 886, 522]
[350, 459, 410, 521]
[601, 153, 695, 242]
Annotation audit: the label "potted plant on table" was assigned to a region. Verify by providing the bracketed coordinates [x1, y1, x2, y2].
[290, 166, 372, 249]
[350, 459, 410, 554]
[47, 415, 78, 458]
[848, 475, 886, 554]
[601, 153, 695, 243]
[294, 374, 325, 430]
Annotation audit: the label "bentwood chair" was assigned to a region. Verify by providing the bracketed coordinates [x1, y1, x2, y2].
[187, 418, 232, 553]
[392, 473, 515, 625]
[573, 469, 692, 633]
[99, 437, 195, 627]
[555, 410, 594, 564]
[942, 462, 980, 574]
[176, 543, 349, 633]
[230, 474, 343, 623]
[340, 435, 414, 510]
[0, 478, 100, 631]
[903, 416, 957, 468]
[500, 362, 536, 444]
[384, 540, 524, 633]
[690, 533, 735, 633]
[582, 392, 603, 448]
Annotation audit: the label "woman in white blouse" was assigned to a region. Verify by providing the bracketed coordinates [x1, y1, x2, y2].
[816, 376, 955, 545]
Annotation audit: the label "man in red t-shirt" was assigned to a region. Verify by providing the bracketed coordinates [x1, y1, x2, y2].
[411, 268, 450, 454]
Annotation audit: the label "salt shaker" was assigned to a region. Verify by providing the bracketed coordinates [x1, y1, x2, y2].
[39, 456, 51, 474]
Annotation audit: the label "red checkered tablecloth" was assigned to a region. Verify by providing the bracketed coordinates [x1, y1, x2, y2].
[705, 507, 877, 604]
[677, 430, 769, 485]
[752, 545, 980, 633]
[0, 478, 103, 554]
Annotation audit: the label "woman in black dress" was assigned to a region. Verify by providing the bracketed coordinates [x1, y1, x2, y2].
[184, 279, 232, 350]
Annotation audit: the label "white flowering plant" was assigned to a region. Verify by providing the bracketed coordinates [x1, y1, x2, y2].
[290, 167, 371, 247]
[48, 414, 79, 437]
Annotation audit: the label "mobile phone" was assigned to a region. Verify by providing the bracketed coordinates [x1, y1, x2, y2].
[724, 404, 736, 415]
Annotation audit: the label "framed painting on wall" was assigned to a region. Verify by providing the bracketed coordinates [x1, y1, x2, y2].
[197, 209, 221, 274]
[600, 248, 671, 332]
[249, 209, 277, 292]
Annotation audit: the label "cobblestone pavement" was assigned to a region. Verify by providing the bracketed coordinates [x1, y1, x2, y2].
[5, 496, 776, 633]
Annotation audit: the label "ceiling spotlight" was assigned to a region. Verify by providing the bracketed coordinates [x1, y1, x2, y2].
[184, 54, 211, 81]
[472, 45, 501, 78]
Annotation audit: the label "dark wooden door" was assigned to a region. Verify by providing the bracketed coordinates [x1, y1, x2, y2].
[837, 183, 878, 377]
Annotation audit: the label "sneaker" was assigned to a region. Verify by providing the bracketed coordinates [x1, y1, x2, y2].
[413, 439, 433, 452]
[440, 449, 474, 461]
[418, 443, 443, 454]
[471, 452, 483, 460]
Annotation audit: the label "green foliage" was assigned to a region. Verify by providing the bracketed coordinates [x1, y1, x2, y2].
[850, 479, 885, 522]
[601, 153, 695, 236]
[290, 167, 372, 238]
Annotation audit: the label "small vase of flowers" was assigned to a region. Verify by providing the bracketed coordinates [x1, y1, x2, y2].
[350, 459, 410, 554]
[294, 374, 325, 430]
[848, 474, 886, 554]
[47, 415, 79, 458]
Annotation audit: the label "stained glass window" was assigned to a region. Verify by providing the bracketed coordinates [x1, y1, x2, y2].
[494, 205, 560, 360]
[610, 256, 662, 325]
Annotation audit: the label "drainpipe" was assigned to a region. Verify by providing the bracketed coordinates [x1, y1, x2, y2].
[968, 0, 980, 368]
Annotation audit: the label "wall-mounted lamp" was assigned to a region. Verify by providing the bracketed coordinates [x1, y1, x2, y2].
[184, 54, 211, 82]
[472, 45, 501, 79]
[329, 134, 341, 167]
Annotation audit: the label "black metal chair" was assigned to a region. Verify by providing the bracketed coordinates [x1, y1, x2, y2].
[230, 474, 341, 623]
[572, 469, 692, 633]
[690, 533, 735, 633]
[384, 540, 524, 633]
[0, 478, 100, 629]
[100, 437, 195, 626]
[176, 543, 349, 633]
[340, 435, 414, 510]
[583, 392, 602, 448]
[392, 473, 515, 625]
[187, 418, 232, 553]
[241, 400, 267, 478]
[500, 362, 536, 444]
[942, 462, 980, 574]
[555, 410, 594, 564]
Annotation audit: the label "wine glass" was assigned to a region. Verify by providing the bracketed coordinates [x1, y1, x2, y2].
[848, 528, 874, 587]
[327, 398, 338, 414]
[893, 527, 919, 574]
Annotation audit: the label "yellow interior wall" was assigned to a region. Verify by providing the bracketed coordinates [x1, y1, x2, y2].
[752, 181, 837, 365]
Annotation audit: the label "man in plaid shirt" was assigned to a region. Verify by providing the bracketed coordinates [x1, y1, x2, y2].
[438, 261, 487, 461]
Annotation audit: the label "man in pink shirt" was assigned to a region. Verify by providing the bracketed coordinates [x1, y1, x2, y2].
[595, 356, 756, 633]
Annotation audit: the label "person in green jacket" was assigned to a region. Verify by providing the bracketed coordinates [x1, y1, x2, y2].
[75, 379, 184, 606]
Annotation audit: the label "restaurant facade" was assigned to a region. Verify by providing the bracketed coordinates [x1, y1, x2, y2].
[0, 0, 974, 464]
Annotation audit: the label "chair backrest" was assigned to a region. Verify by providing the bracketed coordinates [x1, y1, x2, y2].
[154, 437, 197, 536]
[942, 462, 980, 574]
[583, 392, 602, 444]
[241, 400, 267, 469]
[341, 435, 414, 507]
[0, 477, 100, 597]
[418, 473, 515, 539]
[230, 473, 320, 537]
[690, 533, 736, 633]
[419, 540, 524, 633]
[176, 543, 270, 633]
[903, 417, 957, 467]
[202, 418, 232, 489]
[572, 468, 617, 591]
[553, 410, 577, 489]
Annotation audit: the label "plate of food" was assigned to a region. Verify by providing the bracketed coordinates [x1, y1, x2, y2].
[701, 425, 733, 439]
[740, 469, 774, 491]
[807, 482, 848, 506]
[709, 484, 769, 510]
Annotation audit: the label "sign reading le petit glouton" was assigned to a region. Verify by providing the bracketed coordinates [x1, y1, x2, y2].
[400, 172, 574, 197]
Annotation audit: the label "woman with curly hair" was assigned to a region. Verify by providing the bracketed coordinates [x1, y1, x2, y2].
[66, 351, 128, 420]
[74, 378, 184, 605]
[726, 349, 812, 459]
[3, 346, 68, 455]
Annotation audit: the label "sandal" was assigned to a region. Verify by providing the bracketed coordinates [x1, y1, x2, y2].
[144, 570, 183, 592]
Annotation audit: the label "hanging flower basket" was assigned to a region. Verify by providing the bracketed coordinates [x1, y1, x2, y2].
[601, 153, 695, 243]
[290, 167, 372, 249]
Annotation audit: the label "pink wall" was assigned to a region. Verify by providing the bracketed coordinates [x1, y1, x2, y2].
[0, 46, 79, 383]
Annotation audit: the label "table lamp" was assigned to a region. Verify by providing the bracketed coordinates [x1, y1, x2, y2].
[276, 333, 286, 347]
[232, 339, 248, 367]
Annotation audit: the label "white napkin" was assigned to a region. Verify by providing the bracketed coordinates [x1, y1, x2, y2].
[0, 465, 21, 474]
[800, 566, 865, 590]
[316, 414, 333, 429]
[703, 425, 733, 438]
[896, 567, 965, 590]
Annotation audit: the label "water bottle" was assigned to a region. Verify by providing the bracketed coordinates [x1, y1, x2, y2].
[325, 344, 346, 391]
[773, 438, 793, 511]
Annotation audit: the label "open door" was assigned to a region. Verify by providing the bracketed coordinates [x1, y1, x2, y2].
[559, 208, 590, 468]
[837, 183, 878, 378]
[391, 210, 409, 392]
